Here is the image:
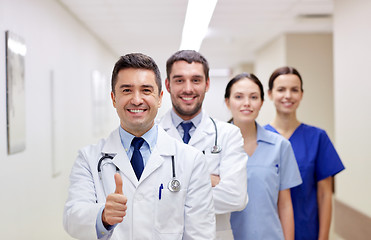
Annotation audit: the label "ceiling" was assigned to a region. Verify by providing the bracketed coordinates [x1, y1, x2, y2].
[57, 0, 333, 71]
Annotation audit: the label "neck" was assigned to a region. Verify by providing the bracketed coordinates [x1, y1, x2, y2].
[271, 111, 300, 138]
[234, 119, 257, 139]
[173, 107, 201, 121]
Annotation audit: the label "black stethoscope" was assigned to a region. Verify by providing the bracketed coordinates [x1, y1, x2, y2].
[209, 117, 222, 154]
[97, 153, 181, 194]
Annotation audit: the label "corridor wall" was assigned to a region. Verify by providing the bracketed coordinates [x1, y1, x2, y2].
[0, 0, 117, 239]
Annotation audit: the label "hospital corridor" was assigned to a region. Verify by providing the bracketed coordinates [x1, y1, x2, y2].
[0, 0, 370, 239]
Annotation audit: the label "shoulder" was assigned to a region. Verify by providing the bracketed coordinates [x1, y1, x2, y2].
[156, 110, 172, 126]
[299, 123, 329, 140]
[158, 125, 201, 155]
[79, 128, 118, 156]
[214, 118, 241, 133]
[79, 135, 108, 154]
[258, 123, 291, 147]
[300, 123, 325, 132]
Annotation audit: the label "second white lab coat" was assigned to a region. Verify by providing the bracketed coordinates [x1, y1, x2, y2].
[158, 110, 248, 239]
[63, 126, 216, 240]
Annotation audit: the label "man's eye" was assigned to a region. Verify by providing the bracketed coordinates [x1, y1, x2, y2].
[143, 89, 152, 93]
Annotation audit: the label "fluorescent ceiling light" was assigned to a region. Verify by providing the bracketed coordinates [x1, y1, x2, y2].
[180, 0, 218, 51]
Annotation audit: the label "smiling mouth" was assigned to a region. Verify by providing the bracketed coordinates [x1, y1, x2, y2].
[128, 109, 146, 113]
[282, 102, 294, 107]
[181, 96, 195, 101]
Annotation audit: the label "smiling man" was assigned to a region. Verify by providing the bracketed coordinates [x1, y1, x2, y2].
[158, 50, 248, 239]
[64, 53, 216, 240]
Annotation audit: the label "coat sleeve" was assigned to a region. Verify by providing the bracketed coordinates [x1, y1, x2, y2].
[183, 151, 216, 240]
[212, 123, 248, 214]
[63, 148, 107, 240]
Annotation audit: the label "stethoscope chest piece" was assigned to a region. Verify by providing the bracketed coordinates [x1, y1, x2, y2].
[209, 117, 222, 154]
[211, 145, 222, 154]
[168, 178, 181, 192]
[168, 155, 181, 192]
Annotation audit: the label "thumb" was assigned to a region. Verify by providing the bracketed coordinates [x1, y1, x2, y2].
[114, 173, 123, 194]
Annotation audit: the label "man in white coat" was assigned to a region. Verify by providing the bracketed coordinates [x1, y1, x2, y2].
[63, 53, 216, 240]
[158, 50, 248, 239]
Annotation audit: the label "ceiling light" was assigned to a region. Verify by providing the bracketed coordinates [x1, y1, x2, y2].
[179, 0, 218, 51]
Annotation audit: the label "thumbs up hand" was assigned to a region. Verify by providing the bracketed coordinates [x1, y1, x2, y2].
[102, 173, 127, 227]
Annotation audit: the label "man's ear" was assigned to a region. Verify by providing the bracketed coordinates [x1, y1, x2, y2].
[158, 91, 163, 107]
[165, 78, 171, 93]
[111, 91, 116, 108]
[205, 78, 210, 92]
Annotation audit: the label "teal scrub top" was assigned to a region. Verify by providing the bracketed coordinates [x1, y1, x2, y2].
[230, 123, 302, 240]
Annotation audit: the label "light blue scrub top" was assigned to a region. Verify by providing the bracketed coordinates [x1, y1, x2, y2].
[230, 123, 302, 240]
[265, 123, 345, 240]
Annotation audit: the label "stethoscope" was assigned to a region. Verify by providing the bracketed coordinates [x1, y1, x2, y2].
[168, 155, 181, 192]
[209, 117, 222, 154]
[97, 153, 181, 195]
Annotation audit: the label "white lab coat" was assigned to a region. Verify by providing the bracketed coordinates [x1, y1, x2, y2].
[63, 126, 216, 240]
[158, 110, 248, 240]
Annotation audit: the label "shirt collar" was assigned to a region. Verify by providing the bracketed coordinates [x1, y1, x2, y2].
[256, 122, 275, 145]
[170, 108, 203, 128]
[230, 120, 276, 145]
[119, 124, 158, 152]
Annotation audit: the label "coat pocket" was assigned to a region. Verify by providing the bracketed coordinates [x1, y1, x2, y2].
[154, 188, 186, 234]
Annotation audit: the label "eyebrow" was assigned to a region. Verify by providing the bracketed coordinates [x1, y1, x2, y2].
[118, 84, 154, 89]
[234, 91, 259, 95]
[172, 74, 204, 79]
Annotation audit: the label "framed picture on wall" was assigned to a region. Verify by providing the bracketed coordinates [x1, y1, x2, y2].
[5, 31, 27, 154]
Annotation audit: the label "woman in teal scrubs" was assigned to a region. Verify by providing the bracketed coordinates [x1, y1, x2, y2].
[265, 66, 345, 240]
[225, 73, 302, 239]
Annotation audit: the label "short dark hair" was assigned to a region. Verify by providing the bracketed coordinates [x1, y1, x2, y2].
[111, 53, 162, 94]
[166, 50, 209, 80]
[225, 72, 264, 101]
[268, 66, 303, 91]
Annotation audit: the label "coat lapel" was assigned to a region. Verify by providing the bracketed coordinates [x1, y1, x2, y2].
[101, 128, 139, 187]
[101, 126, 176, 187]
[188, 111, 214, 146]
[139, 127, 175, 182]
[157, 110, 183, 142]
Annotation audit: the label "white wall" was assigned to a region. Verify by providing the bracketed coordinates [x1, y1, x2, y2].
[254, 33, 334, 141]
[254, 35, 287, 126]
[0, 0, 117, 239]
[334, 0, 371, 217]
[286, 33, 334, 138]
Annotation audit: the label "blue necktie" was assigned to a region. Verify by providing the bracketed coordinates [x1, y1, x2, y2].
[181, 122, 193, 144]
[131, 137, 145, 180]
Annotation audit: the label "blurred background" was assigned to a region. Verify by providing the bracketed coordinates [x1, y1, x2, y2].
[0, 0, 370, 239]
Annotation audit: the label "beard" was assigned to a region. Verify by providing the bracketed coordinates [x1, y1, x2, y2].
[172, 101, 203, 118]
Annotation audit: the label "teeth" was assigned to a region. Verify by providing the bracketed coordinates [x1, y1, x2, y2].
[282, 102, 293, 106]
[182, 97, 193, 101]
[129, 109, 144, 113]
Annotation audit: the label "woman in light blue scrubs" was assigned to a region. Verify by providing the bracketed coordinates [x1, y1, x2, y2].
[225, 73, 302, 240]
[265, 66, 345, 240]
